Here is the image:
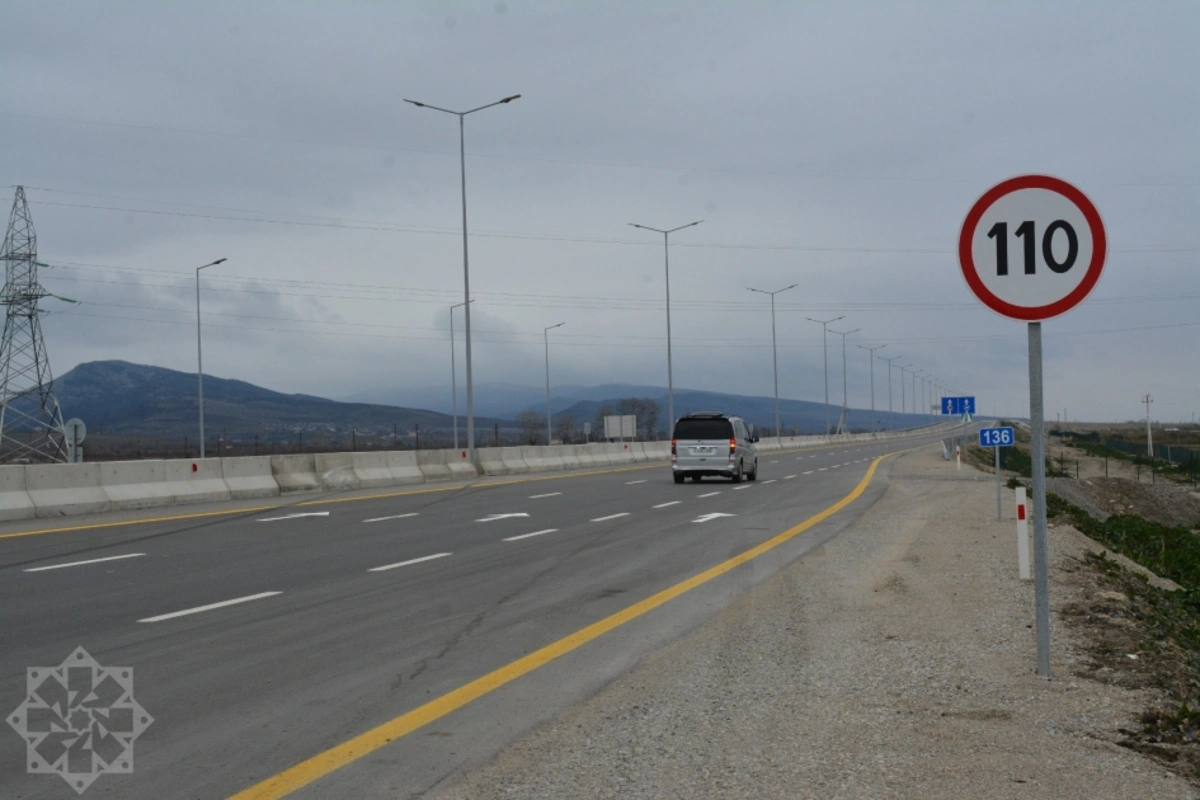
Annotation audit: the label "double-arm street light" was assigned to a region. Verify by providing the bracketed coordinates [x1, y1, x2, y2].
[881, 355, 902, 424]
[857, 344, 886, 432]
[406, 93, 521, 462]
[628, 220, 703, 432]
[747, 284, 797, 437]
[195, 257, 227, 459]
[829, 327, 860, 434]
[898, 364, 913, 417]
[544, 322, 565, 445]
[805, 316, 845, 435]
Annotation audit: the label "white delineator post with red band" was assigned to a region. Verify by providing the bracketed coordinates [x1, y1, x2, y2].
[1016, 486, 1031, 580]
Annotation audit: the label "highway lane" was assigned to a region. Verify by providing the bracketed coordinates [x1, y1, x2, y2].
[0, 430, 965, 799]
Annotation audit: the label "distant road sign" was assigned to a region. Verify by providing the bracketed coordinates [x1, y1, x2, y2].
[64, 418, 86, 443]
[942, 396, 976, 415]
[958, 175, 1107, 321]
[980, 427, 1015, 447]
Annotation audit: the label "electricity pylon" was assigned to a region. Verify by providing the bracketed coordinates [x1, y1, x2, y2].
[0, 187, 68, 462]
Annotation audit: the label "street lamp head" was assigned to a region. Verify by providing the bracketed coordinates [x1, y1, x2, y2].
[546, 322, 565, 331]
[403, 99, 425, 108]
[500, 94, 521, 103]
[212, 258, 227, 265]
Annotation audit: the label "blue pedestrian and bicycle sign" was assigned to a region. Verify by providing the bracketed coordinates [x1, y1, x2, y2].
[942, 396, 976, 415]
[979, 427, 1015, 447]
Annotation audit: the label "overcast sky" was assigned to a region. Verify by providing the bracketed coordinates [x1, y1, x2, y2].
[2, 1, 1196, 423]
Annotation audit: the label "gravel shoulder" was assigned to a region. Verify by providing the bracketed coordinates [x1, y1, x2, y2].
[428, 444, 1198, 800]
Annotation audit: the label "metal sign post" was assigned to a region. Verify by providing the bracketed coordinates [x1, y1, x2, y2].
[959, 175, 1107, 678]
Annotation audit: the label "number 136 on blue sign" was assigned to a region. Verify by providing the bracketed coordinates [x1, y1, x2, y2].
[979, 427, 1015, 447]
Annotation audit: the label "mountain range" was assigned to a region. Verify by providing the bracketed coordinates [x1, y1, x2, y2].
[49, 361, 945, 443]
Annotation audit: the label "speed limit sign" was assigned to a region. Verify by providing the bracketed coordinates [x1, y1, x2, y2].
[958, 174, 1108, 680]
[959, 174, 1107, 320]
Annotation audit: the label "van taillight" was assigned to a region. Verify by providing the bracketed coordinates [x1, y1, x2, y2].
[671, 439, 677, 456]
[729, 438, 737, 454]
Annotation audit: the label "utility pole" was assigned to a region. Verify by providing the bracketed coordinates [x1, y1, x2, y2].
[544, 322, 565, 445]
[898, 364, 913, 418]
[1143, 394, 1153, 457]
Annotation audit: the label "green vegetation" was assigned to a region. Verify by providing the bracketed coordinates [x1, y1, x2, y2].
[1048, 494, 1200, 601]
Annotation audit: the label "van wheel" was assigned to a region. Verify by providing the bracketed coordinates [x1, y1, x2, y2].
[748, 461, 758, 481]
[731, 461, 743, 483]
[673, 473, 685, 484]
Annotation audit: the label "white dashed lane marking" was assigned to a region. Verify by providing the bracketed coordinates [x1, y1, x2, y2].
[25, 553, 145, 572]
[591, 513, 630, 522]
[503, 529, 559, 542]
[363, 513, 419, 523]
[529, 492, 562, 499]
[368, 553, 453, 572]
[652, 501, 681, 509]
[697, 492, 721, 498]
[139, 592, 282, 623]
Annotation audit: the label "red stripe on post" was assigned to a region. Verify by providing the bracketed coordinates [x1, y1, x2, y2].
[1018, 505, 1026, 521]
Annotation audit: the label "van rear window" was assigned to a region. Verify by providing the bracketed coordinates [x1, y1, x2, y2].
[673, 418, 733, 440]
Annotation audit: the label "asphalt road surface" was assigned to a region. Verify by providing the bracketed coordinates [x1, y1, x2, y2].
[1, 428, 969, 799]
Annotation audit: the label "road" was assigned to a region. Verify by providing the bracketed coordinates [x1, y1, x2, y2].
[0, 429, 964, 799]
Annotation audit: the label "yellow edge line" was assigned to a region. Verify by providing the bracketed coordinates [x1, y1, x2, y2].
[226, 452, 894, 800]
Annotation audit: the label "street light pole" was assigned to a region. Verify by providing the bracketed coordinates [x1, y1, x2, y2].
[857, 344, 886, 432]
[629, 220, 703, 434]
[449, 300, 472, 450]
[881, 355, 902, 426]
[912, 370, 924, 422]
[898, 364, 913, 418]
[195, 257, 227, 459]
[748, 284, 797, 438]
[829, 327, 860, 435]
[406, 94, 521, 464]
[806, 316, 845, 435]
[544, 322, 565, 445]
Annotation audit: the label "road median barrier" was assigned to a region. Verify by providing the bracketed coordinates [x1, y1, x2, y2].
[221, 456, 280, 499]
[350, 452, 397, 489]
[164, 459, 232, 505]
[0, 465, 35, 521]
[521, 446, 565, 472]
[385, 451, 425, 485]
[100, 460, 175, 510]
[315, 453, 362, 491]
[26, 462, 110, 517]
[270, 454, 322, 493]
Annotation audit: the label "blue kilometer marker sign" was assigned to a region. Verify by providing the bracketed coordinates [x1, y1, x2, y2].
[979, 427, 1015, 447]
[942, 396, 976, 415]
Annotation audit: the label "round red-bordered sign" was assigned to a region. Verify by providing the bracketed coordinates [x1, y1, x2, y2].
[958, 175, 1106, 321]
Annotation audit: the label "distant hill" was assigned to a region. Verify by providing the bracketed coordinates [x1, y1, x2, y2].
[551, 387, 939, 436]
[52, 361, 512, 440]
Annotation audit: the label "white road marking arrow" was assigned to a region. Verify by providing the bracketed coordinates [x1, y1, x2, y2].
[476, 513, 531, 523]
[256, 512, 331, 522]
[692, 513, 736, 524]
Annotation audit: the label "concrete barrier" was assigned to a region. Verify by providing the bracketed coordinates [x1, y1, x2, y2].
[0, 465, 35, 521]
[101, 460, 175, 510]
[497, 447, 530, 474]
[270, 455, 321, 493]
[577, 444, 610, 467]
[604, 443, 635, 464]
[27, 463, 110, 517]
[522, 446, 566, 472]
[351, 452, 396, 489]
[643, 442, 671, 460]
[222, 456, 280, 499]
[416, 450, 452, 481]
[315, 453, 362, 491]
[477, 447, 508, 476]
[385, 451, 425, 485]
[625, 442, 648, 463]
[164, 459, 232, 505]
[446, 448, 479, 479]
[557, 445, 582, 469]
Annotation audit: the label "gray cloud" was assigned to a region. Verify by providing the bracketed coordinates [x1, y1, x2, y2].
[2, 1, 1197, 422]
